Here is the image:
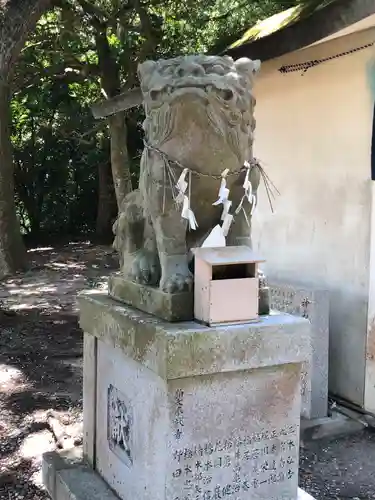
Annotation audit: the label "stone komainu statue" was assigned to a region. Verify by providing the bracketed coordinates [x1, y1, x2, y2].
[113, 55, 263, 294]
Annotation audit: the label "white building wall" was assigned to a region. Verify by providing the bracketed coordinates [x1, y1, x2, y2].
[252, 28, 375, 406]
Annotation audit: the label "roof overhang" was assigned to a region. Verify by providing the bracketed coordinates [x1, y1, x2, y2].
[225, 0, 375, 61]
[307, 11, 375, 47]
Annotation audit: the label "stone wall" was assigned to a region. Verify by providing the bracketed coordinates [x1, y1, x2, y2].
[252, 27, 373, 406]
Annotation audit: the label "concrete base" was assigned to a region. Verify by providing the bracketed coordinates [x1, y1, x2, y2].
[300, 410, 365, 443]
[42, 448, 316, 500]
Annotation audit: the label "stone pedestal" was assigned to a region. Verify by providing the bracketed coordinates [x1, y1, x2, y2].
[109, 273, 194, 322]
[76, 290, 311, 500]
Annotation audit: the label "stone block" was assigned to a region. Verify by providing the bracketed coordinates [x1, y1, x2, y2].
[78, 290, 310, 500]
[269, 283, 329, 420]
[42, 447, 83, 499]
[42, 448, 315, 500]
[108, 273, 194, 322]
[297, 490, 316, 500]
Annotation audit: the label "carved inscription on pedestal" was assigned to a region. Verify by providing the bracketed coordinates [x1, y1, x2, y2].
[270, 286, 314, 321]
[107, 384, 133, 467]
[174, 389, 185, 441]
[171, 425, 298, 499]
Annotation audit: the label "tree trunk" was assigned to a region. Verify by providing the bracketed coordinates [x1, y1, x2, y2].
[0, 81, 27, 275]
[0, 0, 50, 276]
[96, 161, 117, 242]
[107, 111, 132, 209]
[95, 29, 132, 209]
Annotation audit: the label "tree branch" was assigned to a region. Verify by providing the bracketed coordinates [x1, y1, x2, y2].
[73, 0, 105, 30]
[11, 62, 99, 93]
[170, 0, 250, 24]
[0, 0, 51, 74]
[133, 0, 162, 69]
[111, 0, 134, 22]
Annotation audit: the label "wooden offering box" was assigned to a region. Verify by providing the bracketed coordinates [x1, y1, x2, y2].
[194, 246, 265, 326]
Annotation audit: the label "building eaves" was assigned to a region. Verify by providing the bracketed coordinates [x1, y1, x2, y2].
[225, 0, 375, 61]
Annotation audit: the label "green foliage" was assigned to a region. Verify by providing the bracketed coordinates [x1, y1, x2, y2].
[12, 80, 106, 239]
[11, 0, 300, 242]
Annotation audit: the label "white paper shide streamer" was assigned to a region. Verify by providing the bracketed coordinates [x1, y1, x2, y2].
[172, 158, 259, 242]
[234, 161, 257, 224]
[212, 168, 234, 238]
[175, 169, 198, 230]
[201, 224, 226, 248]
[212, 169, 230, 206]
[200, 168, 233, 246]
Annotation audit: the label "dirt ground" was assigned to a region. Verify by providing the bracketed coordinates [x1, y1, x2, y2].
[0, 242, 117, 499]
[0, 242, 375, 500]
[300, 430, 375, 499]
